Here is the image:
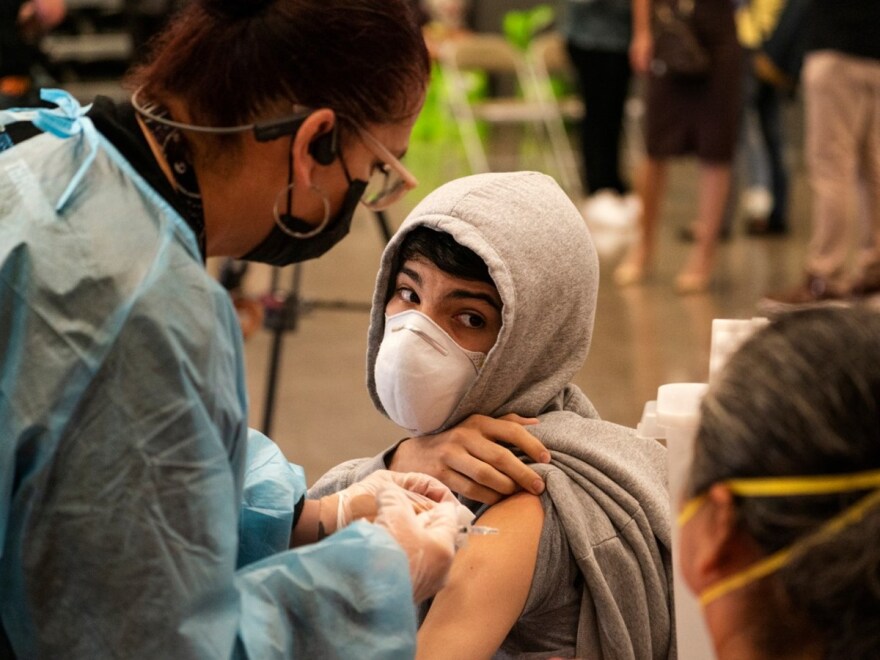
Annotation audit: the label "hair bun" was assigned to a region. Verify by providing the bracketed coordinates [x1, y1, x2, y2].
[201, 0, 271, 19]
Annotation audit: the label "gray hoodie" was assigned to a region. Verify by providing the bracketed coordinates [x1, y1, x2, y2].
[311, 172, 674, 659]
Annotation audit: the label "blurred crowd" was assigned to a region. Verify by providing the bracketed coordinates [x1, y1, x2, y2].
[4, 0, 879, 312]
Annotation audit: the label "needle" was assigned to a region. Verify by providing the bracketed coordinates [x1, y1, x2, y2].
[458, 525, 499, 535]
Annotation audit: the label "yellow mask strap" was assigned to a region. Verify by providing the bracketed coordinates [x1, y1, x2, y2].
[677, 494, 707, 527]
[724, 468, 880, 497]
[676, 468, 880, 527]
[699, 487, 880, 606]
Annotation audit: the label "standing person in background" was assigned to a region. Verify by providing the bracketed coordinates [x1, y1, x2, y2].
[735, 0, 791, 237]
[615, 0, 743, 294]
[0, 1, 469, 657]
[561, 0, 635, 200]
[694, 0, 805, 244]
[0, 0, 65, 108]
[762, 0, 880, 308]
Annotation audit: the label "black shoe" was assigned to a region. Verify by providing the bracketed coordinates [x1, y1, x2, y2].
[677, 226, 731, 243]
[745, 217, 787, 236]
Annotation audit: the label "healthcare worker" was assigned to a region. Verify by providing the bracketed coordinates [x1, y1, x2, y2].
[0, 0, 473, 657]
[679, 307, 880, 659]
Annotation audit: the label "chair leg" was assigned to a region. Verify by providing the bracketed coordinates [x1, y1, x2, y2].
[443, 71, 490, 173]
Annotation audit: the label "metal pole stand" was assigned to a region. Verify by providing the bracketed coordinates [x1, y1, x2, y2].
[258, 209, 393, 436]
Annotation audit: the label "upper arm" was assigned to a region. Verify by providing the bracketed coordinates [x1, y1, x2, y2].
[416, 491, 545, 660]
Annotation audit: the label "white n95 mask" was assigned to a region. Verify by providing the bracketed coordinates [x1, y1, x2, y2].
[374, 310, 487, 436]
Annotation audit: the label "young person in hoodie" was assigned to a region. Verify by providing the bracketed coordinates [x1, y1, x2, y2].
[311, 171, 674, 659]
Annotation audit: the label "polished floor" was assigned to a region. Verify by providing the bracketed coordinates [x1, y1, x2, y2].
[233, 102, 822, 485]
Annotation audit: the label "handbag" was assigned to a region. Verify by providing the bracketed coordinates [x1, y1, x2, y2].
[651, 0, 710, 79]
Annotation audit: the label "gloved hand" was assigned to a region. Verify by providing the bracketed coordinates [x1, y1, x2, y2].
[335, 469, 459, 529]
[373, 484, 463, 603]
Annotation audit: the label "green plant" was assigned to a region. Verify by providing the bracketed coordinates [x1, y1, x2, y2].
[502, 4, 555, 51]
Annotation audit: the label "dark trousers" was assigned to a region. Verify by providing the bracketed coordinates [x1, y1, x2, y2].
[727, 59, 789, 232]
[565, 44, 632, 195]
[752, 74, 788, 228]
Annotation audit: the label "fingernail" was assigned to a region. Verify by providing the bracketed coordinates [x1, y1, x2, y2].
[532, 479, 545, 494]
[540, 451, 551, 463]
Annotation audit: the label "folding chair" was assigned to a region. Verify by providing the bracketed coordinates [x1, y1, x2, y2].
[438, 32, 579, 194]
[527, 31, 584, 122]
[525, 31, 584, 192]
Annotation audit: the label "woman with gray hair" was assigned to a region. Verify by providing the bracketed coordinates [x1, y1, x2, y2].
[679, 307, 880, 660]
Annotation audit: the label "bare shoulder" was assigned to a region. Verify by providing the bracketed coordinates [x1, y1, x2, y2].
[416, 491, 545, 660]
[478, 491, 544, 529]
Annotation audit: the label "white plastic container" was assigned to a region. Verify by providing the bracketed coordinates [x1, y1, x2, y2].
[640, 318, 769, 659]
[656, 382, 715, 660]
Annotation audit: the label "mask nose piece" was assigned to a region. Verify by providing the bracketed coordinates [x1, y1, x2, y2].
[391, 324, 449, 356]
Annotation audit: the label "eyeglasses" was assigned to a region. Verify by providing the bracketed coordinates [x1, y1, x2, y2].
[353, 126, 419, 211]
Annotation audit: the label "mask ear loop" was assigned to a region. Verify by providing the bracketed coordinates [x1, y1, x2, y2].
[271, 135, 331, 239]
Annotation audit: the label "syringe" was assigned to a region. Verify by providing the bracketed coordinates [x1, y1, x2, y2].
[458, 525, 499, 535]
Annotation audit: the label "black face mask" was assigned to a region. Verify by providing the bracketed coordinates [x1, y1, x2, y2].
[241, 178, 367, 266]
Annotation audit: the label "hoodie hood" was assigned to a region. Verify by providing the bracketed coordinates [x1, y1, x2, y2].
[367, 171, 599, 432]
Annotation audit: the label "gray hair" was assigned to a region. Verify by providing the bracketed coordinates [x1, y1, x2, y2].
[689, 307, 880, 659]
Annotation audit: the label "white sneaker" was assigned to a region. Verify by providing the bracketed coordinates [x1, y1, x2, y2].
[741, 186, 773, 220]
[582, 190, 640, 260]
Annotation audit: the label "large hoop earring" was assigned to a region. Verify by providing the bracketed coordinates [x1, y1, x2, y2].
[272, 182, 331, 239]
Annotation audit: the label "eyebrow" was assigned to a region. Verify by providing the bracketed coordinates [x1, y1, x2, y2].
[398, 266, 501, 311]
[399, 265, 422, 284]
[448, 289, 502, 311]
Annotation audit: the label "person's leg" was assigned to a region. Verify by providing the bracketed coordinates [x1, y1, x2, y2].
[761, 51, 862, 308]
[741, 70, 771, 194]
[567, 46, 632, 194]
[614, 156, 667, 285]
[728, 62, 761, 237]
[675, 161, 732, 293]
[565, 42, 594, 194]
[682, 28, 743, 245]
[852, 58, 880, 291]
[680, 88, 745, 243]
[584, 50, 632, 194]
[803, 52, 860, 289]
[754, 78, 789, 232]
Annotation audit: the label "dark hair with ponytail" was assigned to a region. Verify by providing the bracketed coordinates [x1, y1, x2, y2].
[127, 0, 429, 137]
[689, 307, 880, 659]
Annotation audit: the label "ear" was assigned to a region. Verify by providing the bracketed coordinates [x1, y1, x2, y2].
[683, 484, 759, 592]
[290, 108, 338, 188]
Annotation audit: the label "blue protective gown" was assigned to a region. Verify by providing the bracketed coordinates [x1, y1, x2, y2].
[0, 91, 416, 659]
